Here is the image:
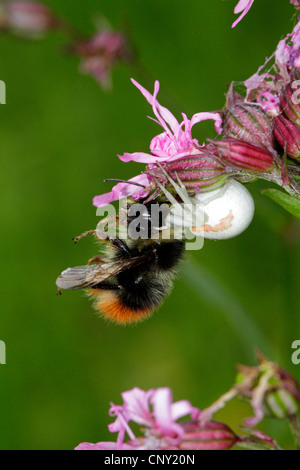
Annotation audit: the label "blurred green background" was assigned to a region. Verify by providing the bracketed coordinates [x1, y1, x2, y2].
[0, 0, 299, 450]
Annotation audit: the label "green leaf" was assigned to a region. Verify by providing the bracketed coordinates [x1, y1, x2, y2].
[261, 189, 300, 218]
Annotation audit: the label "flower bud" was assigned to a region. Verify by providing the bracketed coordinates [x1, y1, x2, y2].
[263, 388, 300, 420]
[146, 153, 232, 193]
[237, 428, 280, 450]
[210, 138, 275, 172]
[223, 103, 274, 148]
[235, 352, 300, 425]
[274, 114, 300, 160]
[179, 421, 238, 450]
[0, 1, 58, 34]
[262, 367, 300, 420]
[280, 83, 300, 126]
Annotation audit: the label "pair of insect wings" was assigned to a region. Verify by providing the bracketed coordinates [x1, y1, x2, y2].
[56, 206, 160, 292]
[57, 171, 191, 291]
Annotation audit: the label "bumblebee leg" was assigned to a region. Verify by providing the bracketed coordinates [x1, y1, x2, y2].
[88, 256, 105, 265]
[73, 230, 97, 244]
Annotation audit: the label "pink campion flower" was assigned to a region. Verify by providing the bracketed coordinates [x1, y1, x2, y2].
[256, 90, 281, 116]
[93, 174, 151, 208]
[0, 1, 59, 33]
[76, 387, 201, 450]
[93, 80, 223, 208]
[291, 0, 300, 9]
[72, 30, 128, 89]
[275, 19, 300, 78]
[232, 0, 255, 28]
[243, 55, 277, 108]
[109, 387, 199, 448]
[118, 79, 222, 164]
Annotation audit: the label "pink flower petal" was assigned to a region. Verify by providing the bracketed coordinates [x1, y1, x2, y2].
[121, 387, 155, 427]
[232, 0, 255, 28]
[170, 400, 196, 421]
[190, 112, 223, 135]
[93, 174, 150, 208]
[131, 78, 180, 135]
[151, 388, 184, 442]
[118, 151, 167, 163]
[75, 441, 137, 450]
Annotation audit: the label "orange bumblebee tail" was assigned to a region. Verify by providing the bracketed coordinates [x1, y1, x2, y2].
[87, 289, 154, 324]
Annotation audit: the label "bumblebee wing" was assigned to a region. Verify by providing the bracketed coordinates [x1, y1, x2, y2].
[56, 256, 146, 290]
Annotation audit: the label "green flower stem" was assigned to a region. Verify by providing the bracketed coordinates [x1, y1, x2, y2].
[289, 415, 300, 450]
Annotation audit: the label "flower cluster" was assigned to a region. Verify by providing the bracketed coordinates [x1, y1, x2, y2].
[76, 351, 300, 451]
[94, 1, 300, 212]
[93, 79, 230, 208]
[75, 384, 282, 451]
[0, 1, 129, 88]
[0, 1, 59, 34]
[200, 351, 300, 428]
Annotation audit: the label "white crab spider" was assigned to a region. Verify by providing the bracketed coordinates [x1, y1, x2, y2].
[155, 172, 255, 240]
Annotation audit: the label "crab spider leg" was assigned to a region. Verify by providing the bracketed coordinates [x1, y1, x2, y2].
[153, 178, 182, 209]
[174, 171, 187, 189]
[156, 163, 193, 206]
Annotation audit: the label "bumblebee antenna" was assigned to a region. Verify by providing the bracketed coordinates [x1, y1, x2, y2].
[104, 179, 146, 189]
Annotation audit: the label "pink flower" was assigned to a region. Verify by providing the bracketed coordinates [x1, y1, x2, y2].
[0, 1, 58, 33]
[291, 0, 300, 9]
[275, 19, 300, 77]
[76, 387, 200, 450]
[73, 30, 128, 88]
[109, 387, 199, 448]
[93, 174, 151, 208]
[232, 0, 255, 28]
[256, 90, 281, 116]
[118, 79, 222, 164]
[93, 80, 223, 208]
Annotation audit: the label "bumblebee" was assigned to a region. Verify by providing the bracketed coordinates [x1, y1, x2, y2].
[56, 197, 185, 324]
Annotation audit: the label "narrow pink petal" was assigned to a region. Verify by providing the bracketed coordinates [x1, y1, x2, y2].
[131, 78, 180, 135]
[75, 441, 136, 450]
[122, 387, 154, 427]
[164, 149, 203, 162]
[118, 151, 164, 163]
[232, 0, 255, 28]
[93, 175, 150, 207]
[190, 112, 223, 135]
[234, 0, 253, 14]
[151, 388, 182, 439]
[75, 441, 119, 450]
[108, 406, 136, 444]
[170, 400, 195, 421]
[92, 190, 119, 207]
